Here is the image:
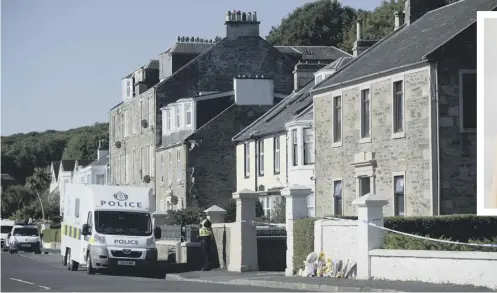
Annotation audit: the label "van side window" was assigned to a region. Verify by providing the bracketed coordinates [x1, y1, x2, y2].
[75, 198, 80, 218]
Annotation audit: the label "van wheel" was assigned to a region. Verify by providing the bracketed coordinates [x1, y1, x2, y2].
[67, 249, 79, 271]
[86, 253, 95, 275]
[62, 252, 67, 266]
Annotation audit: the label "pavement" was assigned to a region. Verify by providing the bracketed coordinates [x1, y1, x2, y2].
[0, 251, 301, 292]
[3, 248, 494, 292]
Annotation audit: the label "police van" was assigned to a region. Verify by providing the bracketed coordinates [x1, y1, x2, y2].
[61, 183, 163, 277]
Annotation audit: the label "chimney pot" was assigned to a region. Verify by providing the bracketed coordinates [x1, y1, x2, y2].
[226, 11, 231, 22]
[247, 12, 252, 21]
[242, 12, 247, 21]
[356, 19, 363, 40]
[180, 36, 185, 42]
[253, 12, 257, 21]
[177, 36, 180, 42]
[185, 36, 190, 42]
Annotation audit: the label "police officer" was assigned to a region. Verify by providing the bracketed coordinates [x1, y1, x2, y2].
[198, 212, 212, 271]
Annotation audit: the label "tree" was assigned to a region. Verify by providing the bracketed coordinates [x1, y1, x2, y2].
[25, 167, 52, 221]
[339, 0, 406, 52]
[1, 185, 35, 219]
[266, 0, 356, 47]
[271, 201, 286, 224]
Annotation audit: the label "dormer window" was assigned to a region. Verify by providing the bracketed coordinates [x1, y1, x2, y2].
[185, 103, 192, 126]
[175, 106, 180, 128]
[122, 78, 132, 100]
[134, 69, 145, 84]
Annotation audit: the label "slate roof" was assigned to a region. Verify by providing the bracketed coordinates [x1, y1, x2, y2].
[61, 160, 76, 172]
[88, 155, 110, 167]
[169, 42, 215, 54]
[52, 161, 61, 179]
[276, 46, 352, 61]
[232, 57, 351, 142]
[313, 0, 497, 92]
[293, 105, 313, 122]
[233, 81, 315, 142]
[315, 57, 353, 73]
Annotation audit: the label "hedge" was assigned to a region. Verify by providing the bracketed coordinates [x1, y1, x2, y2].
[293, 218, 318, 274]
[42, 228, 61, 243]
[293, 215, 497, 272]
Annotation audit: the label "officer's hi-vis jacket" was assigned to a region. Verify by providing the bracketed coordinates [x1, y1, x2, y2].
[199, 219, 212, 237]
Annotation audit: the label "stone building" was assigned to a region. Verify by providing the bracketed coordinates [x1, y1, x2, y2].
[232, 57, 352, 220]
[108, 10, 350, 212]
[311, 0, 494, 217]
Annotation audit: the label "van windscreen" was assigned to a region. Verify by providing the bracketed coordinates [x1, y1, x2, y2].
[1, 226, 13, 234]
[94, 211, 152, 236]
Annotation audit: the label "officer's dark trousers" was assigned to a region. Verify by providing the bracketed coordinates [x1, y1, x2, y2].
[199, 236, 211, 270]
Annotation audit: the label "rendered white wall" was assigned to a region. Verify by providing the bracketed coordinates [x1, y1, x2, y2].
[234, 78, 274, 106]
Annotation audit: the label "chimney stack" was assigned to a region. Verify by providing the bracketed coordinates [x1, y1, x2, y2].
[352, 18, 378, 57]
[394, 11, 405, 30]
[293, 62, 327, 91]
[97, 139, 109, 161]
[404, 0, 448, 26]
[225, 10, 260, 40]
[356, 19, 363, 41]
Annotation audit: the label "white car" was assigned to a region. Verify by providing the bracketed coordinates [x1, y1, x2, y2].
[6, 224, 43, 254]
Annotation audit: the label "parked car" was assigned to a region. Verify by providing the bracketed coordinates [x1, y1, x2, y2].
[5, 224, 43, 254]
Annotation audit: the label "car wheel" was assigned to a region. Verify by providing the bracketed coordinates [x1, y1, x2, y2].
[86, 253, 95, 275]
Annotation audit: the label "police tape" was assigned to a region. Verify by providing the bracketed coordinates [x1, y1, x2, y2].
[324, 216, 497, 248]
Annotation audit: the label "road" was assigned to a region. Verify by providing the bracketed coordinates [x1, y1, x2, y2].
[1, 251, 303, 292]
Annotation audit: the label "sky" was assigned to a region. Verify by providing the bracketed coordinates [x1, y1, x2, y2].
[483, 18, 497, 207]
[1, 0, 383, 136]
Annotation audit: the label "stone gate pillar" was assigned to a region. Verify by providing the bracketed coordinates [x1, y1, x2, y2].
[352, 193, 388, 279]
[282, 184, 312, 276]
[228, 189, 259, 272]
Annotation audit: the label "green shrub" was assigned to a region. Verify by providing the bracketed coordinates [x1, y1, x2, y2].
[42, 228, 60, 243]
[164, 207, 202, 225]
[385, 232, 497, 252]
[293, 218, 318, 274]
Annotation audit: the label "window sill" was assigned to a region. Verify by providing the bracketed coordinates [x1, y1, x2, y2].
[332, 141, 343, 148]
[359, 136, 372, 144]
[392, 131, 406, 139]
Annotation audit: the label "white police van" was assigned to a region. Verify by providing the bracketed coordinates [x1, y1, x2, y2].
[1, 219, 15, 250]
[61, 183, 163, 277]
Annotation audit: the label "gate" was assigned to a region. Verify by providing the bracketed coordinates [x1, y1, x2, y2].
[256, 226, 287, 271]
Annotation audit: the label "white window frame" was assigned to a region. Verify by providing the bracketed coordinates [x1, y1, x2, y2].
[140, 100, 144, 133]
[160, 200, 165, 212]
[307, 193, 315, 217]
[125, 152, 130, 183]
[258, 140, 264, 176]
[392, 171, 406, 217]
[176, 150, 181, 181]
[160, 154, 164, 184]
[392, 77, 406, 139]
[273, 136, 280, 174]
[291, 129, 298, 166]
[358, 176, 371, 197]
[185, 102, 192, 126]
[123, 78, 132, 100]
[458, 69, 477, 133]
[168, 152, 172, 183]
[166, 108, 171, 132]
[244, 143, 250, 177]
[96, 174, 105, 185]
[140, 147, 144, 181]
[333, 178, 343, 216]
[132, 149, 136, 183]
[149, 144, 154, 177]
[332, 95, 343, 147]
[359, 87, 372, 143]
[132, 106, 137, 135]
[175, 106, 181, 128]
[303, 127, 314, 165]
[148, 97, 153, 130]
[124, 110, 129, 137]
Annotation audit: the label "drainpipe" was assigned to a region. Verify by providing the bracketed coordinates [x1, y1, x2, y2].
[434, 62, 441, 216]
[252, 136, 259, 192]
